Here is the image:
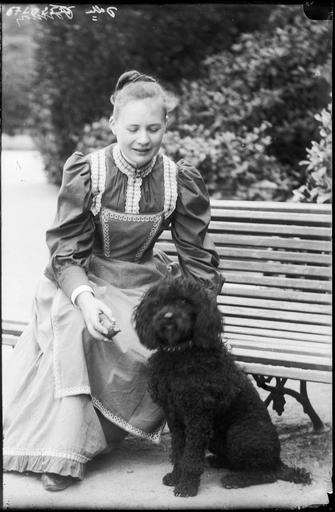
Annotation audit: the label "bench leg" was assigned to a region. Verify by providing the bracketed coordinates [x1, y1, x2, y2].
[252, 375, 328, 434]
[298, 381, 328, 434]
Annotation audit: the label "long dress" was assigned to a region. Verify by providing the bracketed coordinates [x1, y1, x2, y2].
[3, 143, 223, 479]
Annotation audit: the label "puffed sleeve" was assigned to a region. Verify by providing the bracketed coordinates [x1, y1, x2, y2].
[44, 151, 95, 300]
[170, 160, 224, 295]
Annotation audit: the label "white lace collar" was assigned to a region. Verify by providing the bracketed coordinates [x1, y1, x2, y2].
[113, 144, 158, 179]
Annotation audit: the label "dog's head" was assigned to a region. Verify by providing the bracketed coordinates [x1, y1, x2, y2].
[134, 276, 223, 351]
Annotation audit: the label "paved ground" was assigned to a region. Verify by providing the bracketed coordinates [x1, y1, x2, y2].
[1, 144, 58, 322]
[2, 139, 332, 509]
[2, 377, 332, 510]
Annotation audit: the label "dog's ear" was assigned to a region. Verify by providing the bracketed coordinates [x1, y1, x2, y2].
[192, 287, 223, 349]
[133, 286, 160, 350]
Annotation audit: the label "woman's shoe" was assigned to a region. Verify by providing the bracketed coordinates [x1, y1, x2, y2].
[41, 472, 75, 492]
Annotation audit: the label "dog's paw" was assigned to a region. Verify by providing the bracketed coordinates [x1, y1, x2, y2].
[162, 470, 180, 487]
[174, 481, 199, 497]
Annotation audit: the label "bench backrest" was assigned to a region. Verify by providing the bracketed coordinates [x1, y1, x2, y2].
[156, 200, 332, 383]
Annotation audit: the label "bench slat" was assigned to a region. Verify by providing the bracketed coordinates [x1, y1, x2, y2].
[210, 200, 331, 214]
[2, 319, 28, 329]
[224, 316, 331, 335]
[2, 335, 19, 347]
[213, 234, 332, 251]
[224, 325, 330, 343]
[210, 209, 332, 224]
[229, 338, 331, 356]
[235, 362, 331, 384]
[226, 333, 331, 349]
[209, 221, 331, 238]
[221, 285, 331, 304]
[233, 350, 331, 368]
[232, 348, 331, 371]
[223, 273, 332, 291]
[218, 295, 332, 315]
[221, 259, 331, 277]
[220, 248, 331, 265]
[220, 305, 330, 325]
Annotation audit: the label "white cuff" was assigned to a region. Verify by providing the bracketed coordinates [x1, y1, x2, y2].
[71, 285, 94, 305]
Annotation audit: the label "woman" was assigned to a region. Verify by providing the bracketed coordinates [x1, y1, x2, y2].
[3, 70, 224, 491]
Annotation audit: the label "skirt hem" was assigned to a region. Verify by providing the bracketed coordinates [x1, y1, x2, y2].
[3, 454, 86, 479]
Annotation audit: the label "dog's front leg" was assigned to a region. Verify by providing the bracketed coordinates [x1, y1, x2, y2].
[174, 415, 213, 497]
[163, 413, 185, 487]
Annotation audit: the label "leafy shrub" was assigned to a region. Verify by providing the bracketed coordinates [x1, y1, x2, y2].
[291, 101, 332, 203]
[77, 119, 116, 154]
[162, 122, 293, 200]
[30, 4, 273, 184]
[2, 14, 36, 134]
[32, 4, 331, 200]
[159, 5, 332, 200]
[78, 6, 331, 200]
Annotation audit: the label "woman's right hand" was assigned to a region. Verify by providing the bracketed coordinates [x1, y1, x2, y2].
[75, 291, 115, 342]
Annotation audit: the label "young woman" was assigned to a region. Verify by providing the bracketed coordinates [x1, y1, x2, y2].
[3, 70, 224, 491]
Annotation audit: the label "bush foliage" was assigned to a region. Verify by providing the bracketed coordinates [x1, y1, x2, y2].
[291, 100, 332, 203]
[2, 13, 36, 134]
[161, 6, 331, 200]
[25, 5, 332, 201]
[76, 6, 331, 200]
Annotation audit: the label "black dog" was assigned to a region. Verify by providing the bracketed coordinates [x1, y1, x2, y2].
[134, 276, 311, 497]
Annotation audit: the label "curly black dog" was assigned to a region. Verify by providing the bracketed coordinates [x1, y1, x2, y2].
[134, 276, 311, 497]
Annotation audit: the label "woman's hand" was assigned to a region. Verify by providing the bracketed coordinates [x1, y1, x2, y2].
[75, 291, 117, 342]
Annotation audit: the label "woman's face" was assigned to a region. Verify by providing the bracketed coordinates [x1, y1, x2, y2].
[111, 97, 167, 168]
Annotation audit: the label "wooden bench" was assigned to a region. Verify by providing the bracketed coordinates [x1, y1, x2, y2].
[2, 201, 332, 432]
[156, 200, 332, 433]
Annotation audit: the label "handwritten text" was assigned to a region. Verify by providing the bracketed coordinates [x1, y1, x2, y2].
[6, 5, 118, 25]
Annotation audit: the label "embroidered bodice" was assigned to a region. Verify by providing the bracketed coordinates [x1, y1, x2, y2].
[44, 143, 224, 298]
[89, 145, 177, 261]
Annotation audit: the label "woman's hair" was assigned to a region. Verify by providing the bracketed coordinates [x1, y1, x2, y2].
[110, 70, 178, 120]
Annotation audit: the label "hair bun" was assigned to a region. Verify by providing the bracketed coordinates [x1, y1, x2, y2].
[115, 70, 142, 92]
[110, 70, 157, 104]
[110, 70, 166, 114]
[110, 70, 145, 105]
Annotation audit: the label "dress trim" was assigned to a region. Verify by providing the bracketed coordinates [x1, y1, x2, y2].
[125, 175, 143, 214]
[162, 154, 178, 219]
[3, 448, 90, 464]
[101, 209, 161, 224]
[92, 396, 165, 445]
[113, 144, 157, 179]
[90, 149, 106, 216]
[113, 145, 158, 215]
[135, 214, 162, 260]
